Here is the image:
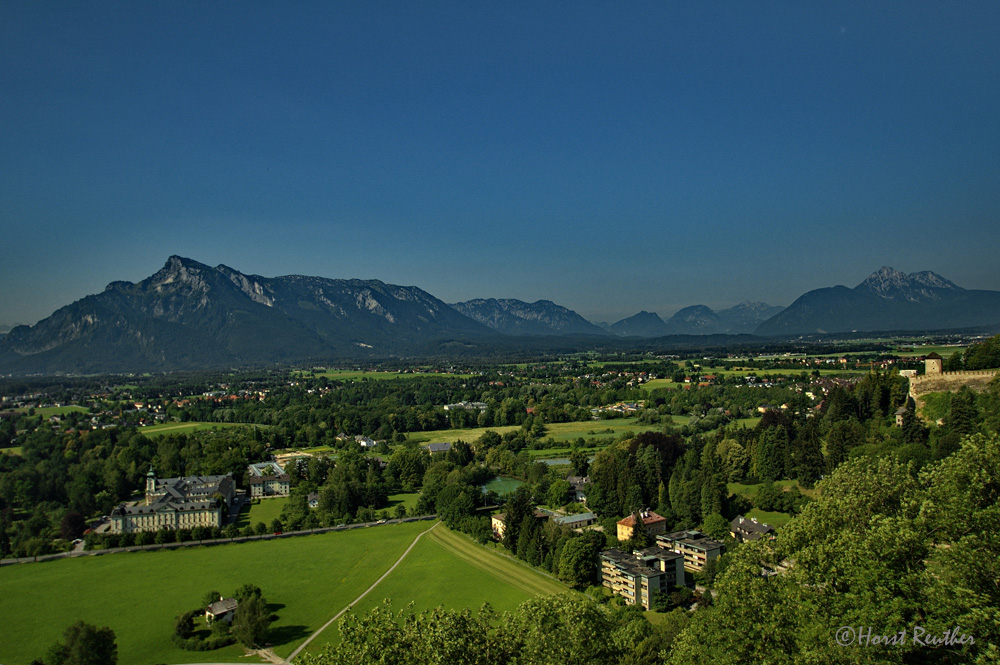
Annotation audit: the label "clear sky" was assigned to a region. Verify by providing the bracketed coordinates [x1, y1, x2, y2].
[2, 2, 999, 327]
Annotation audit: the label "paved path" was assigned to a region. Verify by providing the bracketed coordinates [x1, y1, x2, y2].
[285, 520, 441, 662]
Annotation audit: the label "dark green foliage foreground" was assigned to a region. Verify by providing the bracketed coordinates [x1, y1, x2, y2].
[297, 594, 685, 665]
[666, 433, 1000, 665]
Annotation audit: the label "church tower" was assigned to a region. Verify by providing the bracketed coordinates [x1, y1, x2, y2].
[146, 467, 157, 505]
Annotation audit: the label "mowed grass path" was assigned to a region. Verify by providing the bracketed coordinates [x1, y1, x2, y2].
[301, 525, 568, 654]
[0, 521, 434, 665]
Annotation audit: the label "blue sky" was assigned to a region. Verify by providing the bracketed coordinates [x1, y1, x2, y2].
[3, 2, 999, 327]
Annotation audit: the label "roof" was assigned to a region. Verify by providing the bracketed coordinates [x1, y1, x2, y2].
[731, 515, 775, 540]
[248, 461, 285, 477]
[554, 511, 596, 526]
[617, 510, 667, 527]
[206, 597, 239, 615]
[425, 442, 452, 453]
[600, 548, 675, 578]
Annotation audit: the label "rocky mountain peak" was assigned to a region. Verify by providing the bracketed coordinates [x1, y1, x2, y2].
[858, 267, 960, 301]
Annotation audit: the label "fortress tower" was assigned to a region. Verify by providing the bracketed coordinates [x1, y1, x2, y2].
[925, 352, 943, 375]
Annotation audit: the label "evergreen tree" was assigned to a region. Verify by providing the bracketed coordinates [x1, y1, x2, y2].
[630, 511, 650, 548]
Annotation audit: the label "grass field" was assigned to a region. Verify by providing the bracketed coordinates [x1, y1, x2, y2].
[301, 525, 569, 653]
[1, 447, 21, 456]
[387, 491, 422, 512]
[139, 421, 263, 437]
[745, 508, 793, 528]
[0, 521, 436, 665]
[728, 479, 819, 500]
[405, 417, 682, 448]
[296, 370, 474, 381]
[0, 520, 570, 665]
[19, 405, 90, 417]
[919, 392, 952, 422]
[892, 345, 966, 358]
[235, 497, 289, 529]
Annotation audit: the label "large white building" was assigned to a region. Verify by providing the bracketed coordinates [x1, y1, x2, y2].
[248, 461, 290, 498]
[109, 469, 234, 534]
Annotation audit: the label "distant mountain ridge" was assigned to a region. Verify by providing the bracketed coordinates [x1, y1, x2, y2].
[609, 311, 671, 337]
[450, 298, 607, 336]
[1, 259, 997, 374]
[755, 267, 1000, 335]
[607, 302, 784, 337]
[0, 256, 492, 373]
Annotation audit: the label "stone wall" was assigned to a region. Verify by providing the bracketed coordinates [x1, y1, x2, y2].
[909, 369, 998, 404]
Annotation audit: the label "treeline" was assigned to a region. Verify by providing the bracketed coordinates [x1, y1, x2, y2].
[0, 426, 267, 557]
[588, 368, 993, 541]
[298, 595, 688, 665]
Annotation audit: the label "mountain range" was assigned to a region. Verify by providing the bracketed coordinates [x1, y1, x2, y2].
[757, 267, 1000, 335]
[1, 259, 997, 374]
[450, 298, 607, 336]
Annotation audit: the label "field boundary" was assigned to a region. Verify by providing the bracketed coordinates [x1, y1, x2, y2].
[0, 516, 437, 567]
[427, 526, 565, 593]
[286, 521, 441, 662]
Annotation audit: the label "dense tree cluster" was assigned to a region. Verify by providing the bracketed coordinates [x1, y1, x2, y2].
[666, 432, 1000, 665]
[298, 595, 687, 665]
[33, 621, 117, 665]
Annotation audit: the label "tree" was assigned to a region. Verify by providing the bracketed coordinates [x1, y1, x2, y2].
[547, 479, 571, 507]
[569, 447, 590, 476]
[231, 594, 270, 649]
[45, 621, 117, 665]
[668, 436, 1000, 665]
[629, 512, 650, 548]
[700, 513, 729, 541]
[558, 537, 597, 588]
[59, 511, 87, 541]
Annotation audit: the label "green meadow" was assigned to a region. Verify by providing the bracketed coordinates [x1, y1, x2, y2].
[406, 417, 683, 448]
[744, 509, 793, 528]
[235, 496, 289, 529]
[0, 520, 568, 665]
[295, 370, 474, 381]
[892, 345, 966, 358]
[0, 521, 435, 665]
[139, 421, 262, 437]
[387, 491, 422, 512]
[728, 479, 819, 500]
[19, 405, 91, 417]
[301, 525, 569, 653]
